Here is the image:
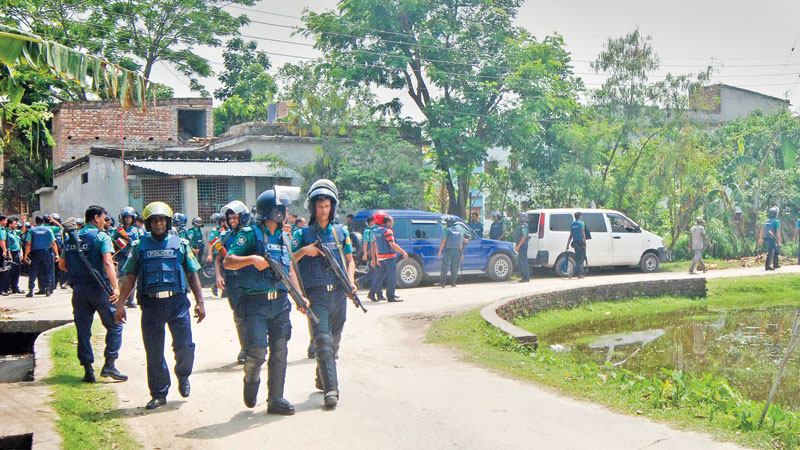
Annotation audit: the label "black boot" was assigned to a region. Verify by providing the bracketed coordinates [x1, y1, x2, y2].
[25, 291, 33, 298]
[314, 333, 339, 408]
[266, 338, 294, 415]
[100, 358, 128, 381]
[82, 363, 96, 383]
[243, 348, 265, 408]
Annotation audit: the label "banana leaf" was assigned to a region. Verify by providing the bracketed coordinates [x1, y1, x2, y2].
[0, 35, 26, 66]
[781, 135, 797, 170]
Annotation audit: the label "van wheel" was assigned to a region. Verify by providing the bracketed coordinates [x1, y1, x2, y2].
[396, 258, 423, 289]
[487, 253, 513, 281]
[640, 252, 660, 273]
[554, 253, 575, 278]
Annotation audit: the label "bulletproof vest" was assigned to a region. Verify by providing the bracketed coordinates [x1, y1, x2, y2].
[50, 227, 64, 248]
[118, 226, 140, 255]
[30, 226, 51, 250]
[445, 226, 462, 249]
[490, 221, 503, 239]
[570, 221, 584, 242]
[764, 218, 777, 240]
[297, 225, 345, 288]
[64, 229, 108, 285]
[237, 226, 291, 291]
[221, 229, 239, 281]
[374, 226, 394, 255]
[136, 235, 187, 294]
[515, 224, 529, 247]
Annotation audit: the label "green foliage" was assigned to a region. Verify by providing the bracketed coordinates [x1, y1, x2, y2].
[212, 95, 271, 136]
[1, 138, 51, 212]
[48, 325, 140, 449]
[214, 38, 276, 104]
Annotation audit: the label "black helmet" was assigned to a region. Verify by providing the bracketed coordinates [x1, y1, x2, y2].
[192, 217, 203, 227]
[256, 189, 291, 223]
[51, 213, 62, 223]
[768, 206, 779, 218]
[173, 213, 187, 228]
[443, 214, 457, 226]
[210, 212, 223, 224]
[221, 200, 251, 229]
[307, 179, 338, 224]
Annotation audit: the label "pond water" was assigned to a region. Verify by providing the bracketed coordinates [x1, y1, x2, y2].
[543, 305, 800, 409]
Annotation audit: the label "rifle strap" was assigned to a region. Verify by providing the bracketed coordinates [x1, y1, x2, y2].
[281, 231, 307, 297]
[331, 226, 349, 273]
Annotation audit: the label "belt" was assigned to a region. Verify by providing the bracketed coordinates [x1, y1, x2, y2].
[308, 284, 337, 292]
[143, 291, 179, 299]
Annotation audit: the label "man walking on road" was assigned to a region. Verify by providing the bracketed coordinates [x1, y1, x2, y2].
[514, 213, 530, 283]
[688, 217, 712, 274]
[60, 207, 127, 383]
[24, 216, 58, 297]
[115, 202, 205, 410]
[368, 215, 408, 302]
[565, 212, 587, 279]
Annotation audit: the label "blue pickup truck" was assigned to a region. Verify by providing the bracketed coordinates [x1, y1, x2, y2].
[351, 210, 517, 288]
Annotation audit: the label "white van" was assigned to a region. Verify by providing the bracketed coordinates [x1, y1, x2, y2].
[521, 209, 668, 276]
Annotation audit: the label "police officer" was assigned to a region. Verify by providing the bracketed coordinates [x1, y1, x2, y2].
[291, 179, 357, 408]
[759, 206, 781, 271]
[59, 207, 127, 383]
[6, 218, 22, 294]
[112, 207, 142, 308]
[468, 212, 484, 238]
[566, 212, 587, 279]
[514, 212, 530, 283]
[24, 216, 59, 297]
[172, 213, 189, 239]
[438, 215, 464, 288]
[223, 190, 300, 415]
[0, 215, 10, 295]
[215, 200, 250, 365]
[206, 212, 226, 297]
[114, 202, 205, 410]
[489, 211, 506, 241]
[47, 214, 66, 290]
[187, 217, 204, 259]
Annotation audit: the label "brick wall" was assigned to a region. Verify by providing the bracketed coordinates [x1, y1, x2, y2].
[52, 98, 213, 167]
[480, 278, 707, 347]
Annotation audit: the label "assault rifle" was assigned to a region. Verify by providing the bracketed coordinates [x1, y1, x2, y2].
[263, 253, 319, 324]
[64, 227, 115, 298]
[315, 240, 367, 313]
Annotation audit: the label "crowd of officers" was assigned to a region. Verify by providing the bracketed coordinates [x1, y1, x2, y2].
[46, 179, 367, 414]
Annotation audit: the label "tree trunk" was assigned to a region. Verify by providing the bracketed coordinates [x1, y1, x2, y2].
[456, 173, 470, 218]
[444, 171, 458, 215]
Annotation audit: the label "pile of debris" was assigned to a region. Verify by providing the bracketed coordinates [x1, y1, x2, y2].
[740, 254, 796, 268]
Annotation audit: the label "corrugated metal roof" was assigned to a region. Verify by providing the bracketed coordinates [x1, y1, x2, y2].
[125, 160, 292, 178]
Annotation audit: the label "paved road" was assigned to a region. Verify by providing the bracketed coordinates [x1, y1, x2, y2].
[7, 266, 796, 449]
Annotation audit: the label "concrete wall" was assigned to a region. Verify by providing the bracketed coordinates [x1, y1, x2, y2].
[52, 98, 213, 168]
[691, 85, 789, 124]
[481, 278, 707, 347]
[43, 155, 128, 219]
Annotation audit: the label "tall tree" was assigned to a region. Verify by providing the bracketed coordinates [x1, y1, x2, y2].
[303, 0, 580, 217]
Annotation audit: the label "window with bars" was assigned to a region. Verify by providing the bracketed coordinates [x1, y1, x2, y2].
[141, 178, 184, 213]
[198, 178, 245, 222]
[254, 177, 293, 197]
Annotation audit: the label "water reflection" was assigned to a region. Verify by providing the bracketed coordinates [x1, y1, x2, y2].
[545, 305, 800, 409]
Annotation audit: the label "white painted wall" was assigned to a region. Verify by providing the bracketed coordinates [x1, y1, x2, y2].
[42, 155, 128, 220]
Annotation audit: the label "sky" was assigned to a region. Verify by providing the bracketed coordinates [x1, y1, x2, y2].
[148, 0, 800, 116]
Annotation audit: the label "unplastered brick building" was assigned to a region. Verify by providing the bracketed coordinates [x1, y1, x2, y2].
[51, 98, 213, 167]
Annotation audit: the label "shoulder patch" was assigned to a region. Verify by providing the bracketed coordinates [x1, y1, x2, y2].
[236, 235, 247, 245]
[291, 237, 300, 248]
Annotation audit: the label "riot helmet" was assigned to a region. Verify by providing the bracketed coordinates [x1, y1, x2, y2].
[307, 179, 338, 224]
[518, 212, 528, 221]
[768, 206, 779, 218]
[256, 189, 291, 223]
[443, 215, 457, 226]
[221, 200, 251, 229]
[373, 210, 388, 226]
[119, 207, 137, 223]
[51, 213, 62, 223]
[173, 213, 188, 228]
[192, 217, 203, 227]
[142, 202, 174, 232]
[492, 210, 501, 219]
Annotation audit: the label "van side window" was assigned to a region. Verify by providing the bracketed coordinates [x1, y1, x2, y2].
[393, 219, 410, 239]
[549, 214, 572, 231]
[454, 223, 474, 239]
[607, 213, 636, 233]
[527, 213, 540, 233]
[410, 222, 441, 239]
[582, 213, 607, 232]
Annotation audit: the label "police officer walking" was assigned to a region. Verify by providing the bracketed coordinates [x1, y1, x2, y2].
[291, 179, 358, 408]
[438, 215, 464, 288]
[759, 206, 782, 270]
[565, 212, 587, 279]
[59, 207, 127, 383]
[112, 207, 142, 308]
[187, 217, 205, 259]
[489, 211, 506, 241]
[206, 213, 227, 297]
[24, 216, 59, 297]
[223, 190, 300, 414]
[514, 213, 530, 283]
[114, 202, 205, 410]
[215, 200, 250, 365]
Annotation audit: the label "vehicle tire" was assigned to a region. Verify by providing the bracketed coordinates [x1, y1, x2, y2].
[640, 252, 660, 273]
[554, 253, 575, 278]
[487, 253, 513, 281]
[396, 258, 423, 289]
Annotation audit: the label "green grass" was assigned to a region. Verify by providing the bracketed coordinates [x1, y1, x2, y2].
[48, 325, 140, 450]
[660, 257, 743, 272]
[427, 274, 800, 449]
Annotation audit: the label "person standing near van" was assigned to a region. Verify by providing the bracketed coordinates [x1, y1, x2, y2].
[468, 213, 483, 238]
[368, 215, 408, 302]
[565, 212, 587, 279]
[688, 217, 712, 274]
[438, 215, 464, 288]
[489, 211, 506, 241]
[514, 213, 530, 283]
